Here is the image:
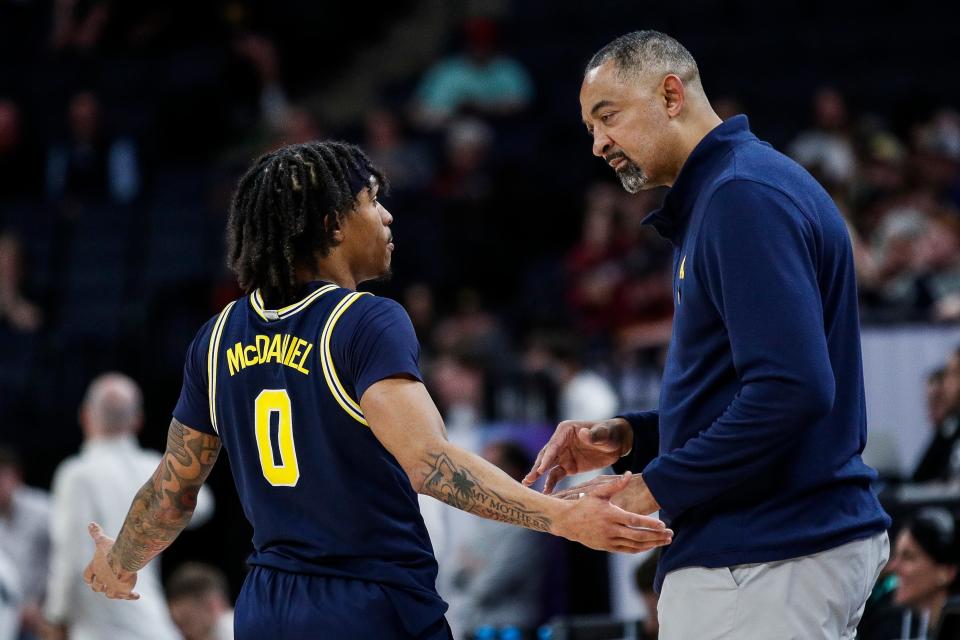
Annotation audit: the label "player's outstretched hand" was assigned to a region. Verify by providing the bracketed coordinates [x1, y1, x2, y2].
[83, 523, 140, 601]
[553, 472, 672, 554]
[523, 418, 632, 493]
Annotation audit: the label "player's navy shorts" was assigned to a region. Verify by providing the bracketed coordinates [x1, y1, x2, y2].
[234, 566, 453, 640]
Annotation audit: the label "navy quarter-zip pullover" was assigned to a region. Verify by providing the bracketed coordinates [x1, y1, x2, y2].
[616, 115, 890, 590]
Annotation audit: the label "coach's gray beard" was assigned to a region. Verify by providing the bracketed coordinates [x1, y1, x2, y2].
[616, 161, 648, 194]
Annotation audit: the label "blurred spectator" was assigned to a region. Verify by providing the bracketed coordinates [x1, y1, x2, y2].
[0, 549, 20, 640]
[612, 345, 665, 417]
[45, 91, 140, 205]
[430, 349, 490, 454]
[566, 184, 672, 342]
[364, 108, 433, 193]
[566, 183, 621, 335]
[926, 368, 951, 429]
[218, 35, 304, 162]
[613, 191, 675, 349]
[922, 215, 960, 322]
[849, 116, 908, 217]
[788, 87, 856, 189]
[433, 117, 494, 202]
[444, 441, 545, 638]
[233, 33, 289, 132]
[863, 196, 960, 322]
[913, 348, 960, 482]
[413, 18, 533, 129]
[44, 373, 212, 640]
[0, 234, 42, 333]
[274, 106, 323, 148]
[524, 332, 617, 422]
[887, 508, 960, 639]
[50, 0, 109, 52]
[0, 100, 42, 200]
[226, 103, 325, 164]
[432, 291, 510, 374]
[403, 283, 437, 342]
[166, 562, 234, 640]
[633, 550, 660, 639]
[429, 119, 502, 290]
[913, 110, 960, 211]
[522, 330, 620, 504]
[0, 447, 49, 640]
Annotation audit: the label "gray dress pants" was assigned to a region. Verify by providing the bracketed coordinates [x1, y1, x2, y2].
[658, 532, 890, 640]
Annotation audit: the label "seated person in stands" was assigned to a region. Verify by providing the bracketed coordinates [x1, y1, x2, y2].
[888, 508, 960, 639]
[914, 348, 960, 482]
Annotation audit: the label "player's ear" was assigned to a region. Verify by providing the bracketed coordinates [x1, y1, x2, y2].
[323, 214, 345, 241]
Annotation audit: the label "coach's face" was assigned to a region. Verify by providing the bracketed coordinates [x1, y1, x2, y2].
[341, 178, 394, 283]
[580, 60, 683, 193]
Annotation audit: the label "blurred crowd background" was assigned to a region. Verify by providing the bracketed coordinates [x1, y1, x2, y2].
[1, 1, 959, 639]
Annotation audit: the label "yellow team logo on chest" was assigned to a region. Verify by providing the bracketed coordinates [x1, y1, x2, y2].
[677, 255, 686, 303]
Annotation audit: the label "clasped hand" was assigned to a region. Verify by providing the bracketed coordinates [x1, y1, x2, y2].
[524, 417, 662, 517]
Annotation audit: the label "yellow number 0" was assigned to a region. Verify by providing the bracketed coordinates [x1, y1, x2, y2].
[254, 389, 300, 487]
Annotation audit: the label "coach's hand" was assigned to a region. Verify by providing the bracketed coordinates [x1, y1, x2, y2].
[554, 473, 661, 516]
[524, 418, 633, 493]
[83, 523, 140, 601]
[553, 472, 671, 553]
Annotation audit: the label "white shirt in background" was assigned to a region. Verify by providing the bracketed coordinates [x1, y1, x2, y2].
[0, 550, 21, 640]
[0, 485, 50, 608]
[45, 435, 214, 640]
[559, 370, 619, 423]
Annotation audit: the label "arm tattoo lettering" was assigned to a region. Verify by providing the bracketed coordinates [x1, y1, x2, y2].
[111, 419, 220, 572]
[420, 452, 551, 533]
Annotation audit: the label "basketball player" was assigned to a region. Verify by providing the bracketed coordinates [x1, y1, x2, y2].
[82, 141, 672, 639]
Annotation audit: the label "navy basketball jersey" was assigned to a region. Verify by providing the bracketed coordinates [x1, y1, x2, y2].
[173, 281, 447, 632]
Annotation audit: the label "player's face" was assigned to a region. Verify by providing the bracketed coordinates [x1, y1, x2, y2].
[580, 60, 675, 193]
[890, 530, 955, 609]
[342, 179, 394, 283]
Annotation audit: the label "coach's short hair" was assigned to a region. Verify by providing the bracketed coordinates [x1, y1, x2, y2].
[586, 30, 699, 83]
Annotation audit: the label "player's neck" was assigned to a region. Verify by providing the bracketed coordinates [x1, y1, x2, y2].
[298, 260, 358, 291]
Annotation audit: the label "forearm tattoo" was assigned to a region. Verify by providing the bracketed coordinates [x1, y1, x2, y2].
[111, 419, 220, 572]
[420, 452, 551, 533]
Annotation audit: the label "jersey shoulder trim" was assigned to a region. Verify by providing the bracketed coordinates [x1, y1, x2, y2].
[249, 284, 339, 321]
[207, 300, 238, 434]
[320, 290, 372, 426]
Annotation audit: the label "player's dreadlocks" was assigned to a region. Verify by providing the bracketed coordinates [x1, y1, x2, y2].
[227, 141, 387, 307]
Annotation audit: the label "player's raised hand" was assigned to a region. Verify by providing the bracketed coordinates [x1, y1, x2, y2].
[552, 472, 672, 553]
[523, 418, 633, 493]
[83, 523, 140, 601]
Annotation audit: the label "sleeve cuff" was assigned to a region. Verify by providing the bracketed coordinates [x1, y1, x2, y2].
[640, 457, 675, 520]
[612, 411, 659, 474]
